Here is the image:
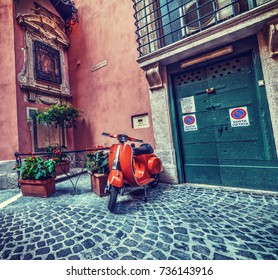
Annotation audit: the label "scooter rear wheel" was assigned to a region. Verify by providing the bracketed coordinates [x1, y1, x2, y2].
[108, 185, 118, 213]
[149, 174, 160, 188]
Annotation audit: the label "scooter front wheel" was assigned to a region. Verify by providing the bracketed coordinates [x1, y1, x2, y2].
[108, 185, 119, 213]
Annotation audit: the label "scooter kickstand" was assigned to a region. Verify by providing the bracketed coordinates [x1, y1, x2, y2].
[144, 185, 147, 202]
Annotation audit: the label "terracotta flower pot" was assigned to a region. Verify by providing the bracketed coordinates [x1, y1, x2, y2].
[55, 160, 70, 176]
[89, 173, 108, 197]
[19, 177, 56, 198]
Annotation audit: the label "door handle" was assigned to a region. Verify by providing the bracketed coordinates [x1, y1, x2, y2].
[206, 88, 215, 94]
[205, 104, 221, 111]
[206, 105, 214, 111]
[218, 126, 223, 136]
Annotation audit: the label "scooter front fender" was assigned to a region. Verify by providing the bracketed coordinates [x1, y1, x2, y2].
[108, 170, 123, 188]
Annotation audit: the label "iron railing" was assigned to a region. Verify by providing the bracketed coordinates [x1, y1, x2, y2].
[14, 147, 109, 195]
[132, 0, 273, 57]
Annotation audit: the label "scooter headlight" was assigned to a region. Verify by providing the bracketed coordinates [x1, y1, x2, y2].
[118, 134, 128, 143]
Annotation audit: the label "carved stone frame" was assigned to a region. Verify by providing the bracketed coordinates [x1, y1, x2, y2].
[17, 9, 71, 105]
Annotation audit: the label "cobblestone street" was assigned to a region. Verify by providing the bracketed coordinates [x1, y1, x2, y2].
[0, 175, 278, 260]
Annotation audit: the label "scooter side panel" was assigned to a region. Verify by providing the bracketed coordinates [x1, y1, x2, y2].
[148, 156, 163, 174]
[135, 154, 162, 185]
[134, 154, 153, 185]
[119, 144, 138, 186]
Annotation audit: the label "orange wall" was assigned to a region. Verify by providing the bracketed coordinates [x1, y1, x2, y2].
[0, 1, 19, 160]
[68, 0, 155, 149]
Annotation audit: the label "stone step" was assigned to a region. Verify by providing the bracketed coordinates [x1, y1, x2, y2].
[0, 160, 17, 173]
[0, 173, 19, 190]
[0, 160, 18, 190]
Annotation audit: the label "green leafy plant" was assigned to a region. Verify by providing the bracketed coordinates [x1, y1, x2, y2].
[36, 104, 82, 129]
[87, 151, 109, 174]
[36, 104, 82, 149]
[14, 156, 59, 180]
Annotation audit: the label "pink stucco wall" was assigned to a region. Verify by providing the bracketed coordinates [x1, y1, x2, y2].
[68, 0, 155, 149]
[0, 0, 153, 161]
[0, 1, 19, 160]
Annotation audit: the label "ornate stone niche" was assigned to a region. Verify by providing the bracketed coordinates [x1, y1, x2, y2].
[17, 2, 71, 105]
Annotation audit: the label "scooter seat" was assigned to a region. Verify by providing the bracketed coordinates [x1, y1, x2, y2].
[133, 143, 154, 156]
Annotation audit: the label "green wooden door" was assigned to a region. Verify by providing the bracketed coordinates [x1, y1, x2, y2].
[173, 52, 278, 191]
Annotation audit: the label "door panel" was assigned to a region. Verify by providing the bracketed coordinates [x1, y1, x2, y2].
[173, 52, 277, 189]
[208, 55, 265, 162]
[176, 66, 220, 184]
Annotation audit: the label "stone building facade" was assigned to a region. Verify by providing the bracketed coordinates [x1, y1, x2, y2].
[133, 0, 278, 191]
[0, 0, 278, 192]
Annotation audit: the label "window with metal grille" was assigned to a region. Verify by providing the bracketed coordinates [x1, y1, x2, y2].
[132, 0, 272, 57]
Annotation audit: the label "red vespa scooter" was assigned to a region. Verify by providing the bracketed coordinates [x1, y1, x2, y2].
[102, 132, 163, 212]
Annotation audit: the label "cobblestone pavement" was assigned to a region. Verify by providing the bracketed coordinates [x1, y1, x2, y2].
[0, 175, 278, 260]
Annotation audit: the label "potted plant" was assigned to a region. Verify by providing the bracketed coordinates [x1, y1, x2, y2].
[36, 104, 82, 175]
[87, 150, 109, 197]
[47, 145, 70, 175]
[14, 155, 59, 197]
[36, 104, 82, 143]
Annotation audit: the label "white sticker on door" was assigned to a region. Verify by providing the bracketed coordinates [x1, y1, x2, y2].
[229, 107, 250, 127]
[181, 96, 196, 114]
[183, 114, 198, 131]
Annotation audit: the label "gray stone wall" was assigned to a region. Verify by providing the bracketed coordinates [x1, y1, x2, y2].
[0, 160, 18, 190]
[148, 69, 179, 184]
[257, 26, 278, 154]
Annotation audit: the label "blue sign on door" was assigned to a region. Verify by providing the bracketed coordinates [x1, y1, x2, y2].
[184, 115, 195, 125]
[229, 107, 250, 127]
[183, 114, 198, 131]
[231, 108, 247, 119]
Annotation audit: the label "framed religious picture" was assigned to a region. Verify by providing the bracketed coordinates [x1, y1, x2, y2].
[34, 40, 62, 85]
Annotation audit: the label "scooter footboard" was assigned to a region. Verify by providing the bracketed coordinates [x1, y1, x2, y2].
[108, 170, 124, 187]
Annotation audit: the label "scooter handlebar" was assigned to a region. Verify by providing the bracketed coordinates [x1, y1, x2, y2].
[102, 132, 143, 143]
[128, 136, 143, 143]
[102, 132, 117, 138]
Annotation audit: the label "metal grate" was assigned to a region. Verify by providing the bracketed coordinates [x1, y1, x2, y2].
[206, 57, 245, 79]
[132, 0, 272, 57]
[175, 69, 207, 86]
[174, 56, 249, 86]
